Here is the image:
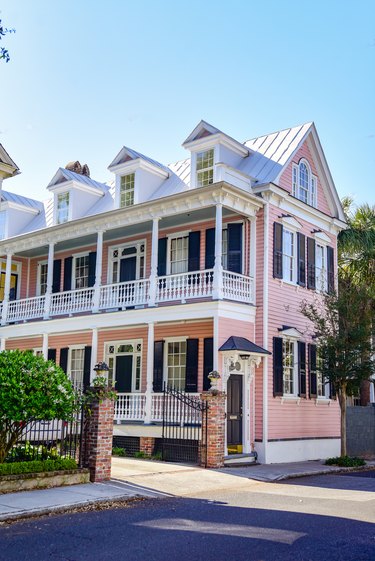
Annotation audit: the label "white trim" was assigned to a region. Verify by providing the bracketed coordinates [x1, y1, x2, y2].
[107, 239, 146, 284]
[0, 201, 40, 215]
[280, 215, 302, 230]
[163, 337, 188, 389]
[262, 197, 270, 461]
[104, 338, 143, 393]
[314, 231, 331, 244]
[184, 132, 249, 157]
[278, 327, 303, 339]
[163, 336, 188, 343]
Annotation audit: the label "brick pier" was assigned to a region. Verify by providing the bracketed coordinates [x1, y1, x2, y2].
[84, 390, 115, 482]
[200, 391, 226, 468]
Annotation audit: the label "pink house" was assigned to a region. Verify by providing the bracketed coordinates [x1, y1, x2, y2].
[0, 120, 346, 463]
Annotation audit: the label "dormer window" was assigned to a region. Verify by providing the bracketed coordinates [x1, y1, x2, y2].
[196, 149, 214, 187]
[292, 160, 317, 208]
[57, 192, 70, 224]
[120, 173, 135, 207]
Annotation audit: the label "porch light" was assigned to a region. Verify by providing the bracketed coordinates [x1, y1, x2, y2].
[239, 354, 251, 361]
[93, 361, 110, 381]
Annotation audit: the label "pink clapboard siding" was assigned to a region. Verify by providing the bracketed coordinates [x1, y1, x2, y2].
[48, 332, 93, 367]
[278, 141, 333, 217]
[6, 336, 43, 351]
[265, 203, 340, 440]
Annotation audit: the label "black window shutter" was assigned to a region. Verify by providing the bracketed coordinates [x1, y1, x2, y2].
[227, 223, 243, 273]
[63, 256, 73, 291]
[203, 337, 213, 391]
[47, 348, 57, 363]
[329, 382, 337, 399]
[88, 252, 97, 287]
[157, 238, 167, 277]
[298, 341, 306, 397]
[185, 339, 199, 392]
[205, 228, 215, 269]
[83, 346, 92, 390]
[273, 223, 283, 279]
[327, 246, 334, 293]
[297, 233, 306, 286]
[188, 231, 201, 272]
[273, 337, 283, 396]
[52, 259, 61, 293]
[59, 347, 69, 374]
[308, 344, 317, 397]
[307, 238, 316, 290]
[153, 341, 164, 392]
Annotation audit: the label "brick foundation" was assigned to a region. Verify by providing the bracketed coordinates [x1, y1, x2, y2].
[139, 437, 155, 457]
[83, 390, 115, 482]
[200, 391, 226, 469]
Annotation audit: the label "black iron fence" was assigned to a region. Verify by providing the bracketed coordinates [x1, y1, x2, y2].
[162, 385, 208, 466]
[6, 408, 84, 466]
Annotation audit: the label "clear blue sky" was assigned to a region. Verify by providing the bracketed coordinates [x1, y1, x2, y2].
[1, 0, 374, 205]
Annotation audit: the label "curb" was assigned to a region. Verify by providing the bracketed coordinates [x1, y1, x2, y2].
[248, 464, 375, 482]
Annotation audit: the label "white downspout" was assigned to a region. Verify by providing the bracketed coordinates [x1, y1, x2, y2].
[262, 199, 270, 463]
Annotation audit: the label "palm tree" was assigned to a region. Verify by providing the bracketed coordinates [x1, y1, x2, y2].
[338, 199, 375, 404]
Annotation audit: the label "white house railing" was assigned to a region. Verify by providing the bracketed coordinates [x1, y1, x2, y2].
[113, 392, 201, 423]
[99, 278, 149, 310]
[222, 271, 254, 303]
[7, 295, 45, 323]
[2, 270, 254, 324]
[156, 269, 214, 303]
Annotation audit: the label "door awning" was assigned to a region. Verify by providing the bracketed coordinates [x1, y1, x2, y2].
[219, 336, 271, 355]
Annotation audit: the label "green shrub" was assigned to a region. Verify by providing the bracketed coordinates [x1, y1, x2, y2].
[151, 452, 162, 461]
[112, 447, 127, 457]
[0, 458, 78, 476]
[6, 441, 59, 462]
[325, 456, 366, 467]
[134, 451, 148, 459]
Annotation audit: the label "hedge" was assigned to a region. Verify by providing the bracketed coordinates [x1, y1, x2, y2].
[0, 458, 78, 476]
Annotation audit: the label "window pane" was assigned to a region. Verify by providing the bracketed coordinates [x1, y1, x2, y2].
[196, 149, 214, 187]
[75, 255, 89, 289]
[170, 236, 188, 274]
[70, 348, 84, 391]
[283, 340, 294, 394]
[120, 173, 135, 207]
[167, 341, 187, 390]
[282, 230, 294, 282]
[57, 192, 69, 224]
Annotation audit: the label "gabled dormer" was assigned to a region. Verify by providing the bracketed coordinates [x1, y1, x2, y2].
[0, 191, 43, 240]
[47, 162, 107, 225]
[182, 120, 251, 191]
[0, 144, 20, 184]
[108, 147, 169, 208]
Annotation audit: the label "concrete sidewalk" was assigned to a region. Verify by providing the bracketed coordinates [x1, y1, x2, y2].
[0, 479, 166, 523]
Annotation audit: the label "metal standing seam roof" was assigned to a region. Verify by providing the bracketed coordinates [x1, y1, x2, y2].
[1, 189, 44, 211]
[108, 146, 171, 175]
[48, 168, 110, 192]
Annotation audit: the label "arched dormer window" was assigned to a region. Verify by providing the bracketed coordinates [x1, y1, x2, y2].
[292, 159, 317, 208]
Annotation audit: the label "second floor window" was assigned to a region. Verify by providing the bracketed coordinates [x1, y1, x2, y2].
[57, 192, 70, 224]
[282, 229, 295, 282]
[196, 149, 214, 187]
[315, 244, 327, 291]
[283, 339, 296, 395]
[170, 235, 188, 274]
[74, 255, 89, 289]
[120, 173, 135, 207]
[39, 262, 48, 296]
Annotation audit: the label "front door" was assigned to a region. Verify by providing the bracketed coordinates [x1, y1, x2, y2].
[227, 374, 243, 454]
[0, 272, 18, 301]
[120, 256, 137, 282]
[115, 355, 133, 393]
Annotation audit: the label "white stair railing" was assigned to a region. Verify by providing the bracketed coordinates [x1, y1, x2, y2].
[50, 287, 95, 316]
[114, 393, 146, 422]
[222, 271, 254, 303]
[6, 295, 45, 322]
[99, 279, 149, 310]
[156, 269, 214, 303]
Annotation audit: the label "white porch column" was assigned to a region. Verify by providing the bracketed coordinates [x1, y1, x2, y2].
[0, 338, 6, 352]
[90, 327, 98, 384]
[93, 231, 104, 313]
[212, 204, 223, 300]
[249, 216, 256, 304]
[42, 333, 48, 360]
[43, 242, 54, 319]
[148, 218, 160, 307]
[144, 322, 154, 424]
[1, 252, 13, 325]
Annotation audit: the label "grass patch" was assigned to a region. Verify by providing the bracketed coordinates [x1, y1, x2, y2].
[325, 456, 366, 467]
[0, 458, 78, 476]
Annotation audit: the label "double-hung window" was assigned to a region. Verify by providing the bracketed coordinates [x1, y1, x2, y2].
[166, 340, 187, 390]
[315, 244, 327, 291]
[283, 339, 296, 395]
[196, 149, 214, 187]
[282, 229, 295, 282]
[169, 235, 189, 274]
[69, 348, 85, 391]
[120, 173, 135, 207]
[57, 192, 70, 224]
[38, 262, 48, 296]
[74, 255, 89, 289]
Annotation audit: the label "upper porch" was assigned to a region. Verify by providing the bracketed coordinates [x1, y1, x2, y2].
[0, 183, 262, 326]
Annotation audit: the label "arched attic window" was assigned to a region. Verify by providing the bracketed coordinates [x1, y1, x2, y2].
[292, 159, 317, 208]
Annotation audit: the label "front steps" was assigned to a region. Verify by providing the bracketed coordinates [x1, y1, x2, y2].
[224, 453, 257, 467]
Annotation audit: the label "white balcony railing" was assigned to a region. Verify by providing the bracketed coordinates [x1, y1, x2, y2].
[156, 269, 214, 303]
[2, 270, 254, 324]
[50, 287, 95, 316]
[113, 392, 201, 423]
[223, 271, 254, 303]
[100, 278, 149, 310]
[7, 295, 45, 322]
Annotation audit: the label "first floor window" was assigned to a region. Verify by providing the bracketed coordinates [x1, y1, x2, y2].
[167, 340, 186, 390]
[316, 352, 329, 398]
[74, 255, 89, 289]
[282, 229, 295, 282]
[120, 173, 135, 207]
[69, 348, 84, 391]
[283, 339, 295, 395]
[196, 149, 214, 187]
[170, 236, 188, 274]
[57, 192, 70, 224]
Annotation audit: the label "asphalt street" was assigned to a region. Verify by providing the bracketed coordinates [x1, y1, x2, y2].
[0, 472, 374, 561]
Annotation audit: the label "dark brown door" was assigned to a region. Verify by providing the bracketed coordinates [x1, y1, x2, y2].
[227, 374, 243, 452]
